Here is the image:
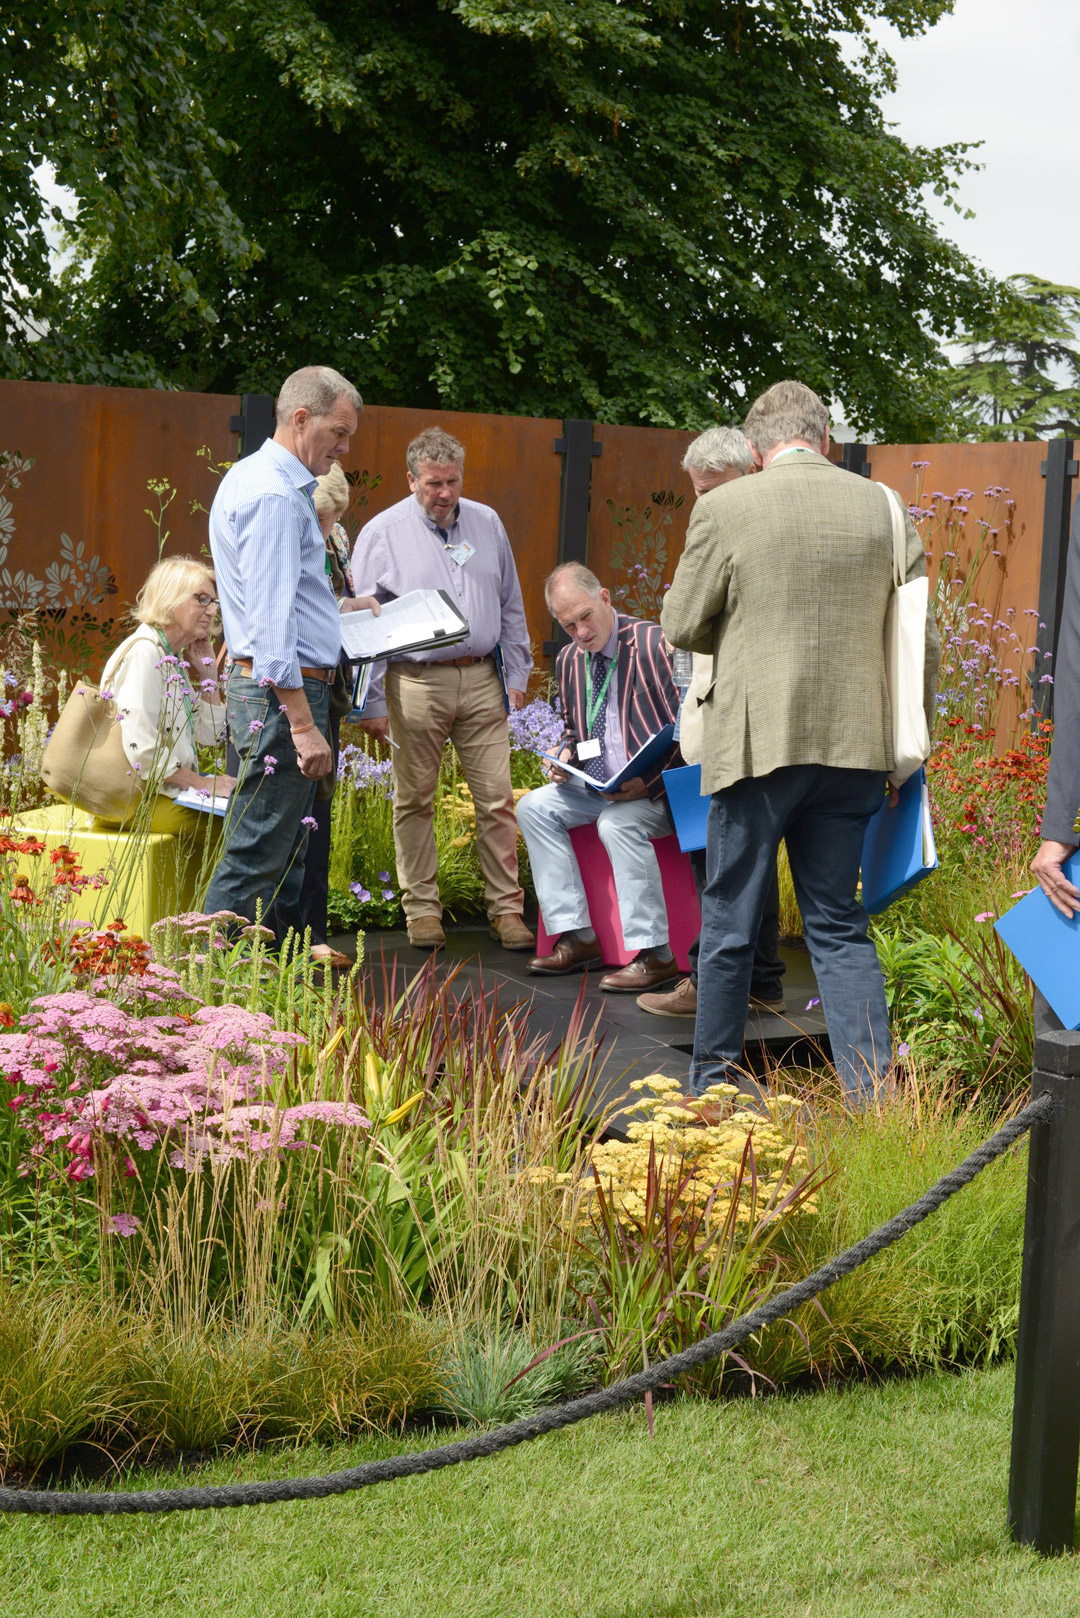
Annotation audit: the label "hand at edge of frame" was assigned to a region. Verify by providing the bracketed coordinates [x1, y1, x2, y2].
[1031, 839, 1080, 919]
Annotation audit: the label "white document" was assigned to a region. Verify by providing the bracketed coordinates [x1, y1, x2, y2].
[339, 589, 469, 663]
[174, 788, 232, 817]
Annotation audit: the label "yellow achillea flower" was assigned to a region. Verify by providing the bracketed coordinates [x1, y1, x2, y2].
[583, 1075, 811, 1229]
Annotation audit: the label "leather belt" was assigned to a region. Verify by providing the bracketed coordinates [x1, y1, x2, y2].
[412, 654, 490, 669]
[231, 659, 334, 684]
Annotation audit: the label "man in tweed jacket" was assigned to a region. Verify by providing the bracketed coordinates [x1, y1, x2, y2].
[516, 563, 682, 992]
[662, 380, 940, 1097]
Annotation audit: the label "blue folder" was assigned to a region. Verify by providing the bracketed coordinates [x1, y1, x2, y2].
[662, 763, 708, 852]
[995, 855, 1080, 1029]
[860, 767, 938, 915]
[540, 723, 676, 795]
[660, 763, 938, 913]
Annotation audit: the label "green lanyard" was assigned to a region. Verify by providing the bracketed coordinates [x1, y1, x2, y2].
[771, 445, 816, 462]
[585, 652, 617, 733]
[154, 628, 198, 750]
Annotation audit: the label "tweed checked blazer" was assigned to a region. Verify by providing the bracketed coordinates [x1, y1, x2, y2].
[555, 613, 680, 799]
[661, 452, 941, 795]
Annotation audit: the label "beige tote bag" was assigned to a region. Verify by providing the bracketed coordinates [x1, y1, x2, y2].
[40, 671, 143, 824]
[882, 485, 931, 788]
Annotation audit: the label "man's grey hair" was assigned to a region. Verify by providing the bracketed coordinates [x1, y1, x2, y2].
[743, 380, 830, 455]
[407, 427, 466, 477]
[275, 365, 363, 425]
[545, 561, 603, 612]
[682, 425, 753, 476]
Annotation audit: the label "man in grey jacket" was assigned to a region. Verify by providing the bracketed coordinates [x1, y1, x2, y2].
[1032, 494, 1080, 917]
[662, 380, 940, 1099]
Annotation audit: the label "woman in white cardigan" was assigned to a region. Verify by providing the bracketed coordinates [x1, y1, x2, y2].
[96, 555, 234, 833]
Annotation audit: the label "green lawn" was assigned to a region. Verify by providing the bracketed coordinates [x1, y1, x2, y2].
[3, 1362, 1079, 1618]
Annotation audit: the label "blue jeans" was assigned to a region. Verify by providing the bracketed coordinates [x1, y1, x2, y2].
[204, 671, 331, 943]
[691, 765, 891, 1099]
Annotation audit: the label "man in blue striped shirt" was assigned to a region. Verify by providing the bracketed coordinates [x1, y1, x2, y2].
[205, 364, 377, 941]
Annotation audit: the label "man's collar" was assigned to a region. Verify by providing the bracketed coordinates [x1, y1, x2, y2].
[599, 618, 620, 660]
[265, 437, 318, 489]
[762, 440, 829, 469]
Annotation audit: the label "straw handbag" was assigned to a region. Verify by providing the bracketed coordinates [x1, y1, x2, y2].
[882, 485, 931, 788]
[40, 675, 143, 824]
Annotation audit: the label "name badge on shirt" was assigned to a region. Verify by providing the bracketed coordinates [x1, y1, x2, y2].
[577, 738, 601, 761]
[446, 540, 475, 567]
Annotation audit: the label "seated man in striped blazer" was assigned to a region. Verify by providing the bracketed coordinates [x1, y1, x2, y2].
[516, 562, 682, 992]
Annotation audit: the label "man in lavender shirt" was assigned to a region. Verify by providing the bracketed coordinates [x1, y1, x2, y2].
[351, 426, 535, 951]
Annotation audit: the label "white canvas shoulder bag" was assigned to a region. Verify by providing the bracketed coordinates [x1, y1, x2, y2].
[882, 485, 931, 788]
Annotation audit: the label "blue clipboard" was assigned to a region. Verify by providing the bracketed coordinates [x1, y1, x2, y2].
[860, 767, 938, 915]
[540, 724, 676, 794]
[662, 763, 708, 852]
[996, 854, 1080, 1028]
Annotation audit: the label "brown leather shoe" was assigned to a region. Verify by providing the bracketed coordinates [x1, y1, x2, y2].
[528, 935, 604, 975]
[490, 913, 536, 951]
[636, 977, 697, 1018]
[599, 949, 680, 994]
[748, 993, 787, 1014]
[407, 915, 446, 949]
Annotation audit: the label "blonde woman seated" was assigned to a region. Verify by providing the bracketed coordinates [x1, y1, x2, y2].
[97, 556, 235, 833]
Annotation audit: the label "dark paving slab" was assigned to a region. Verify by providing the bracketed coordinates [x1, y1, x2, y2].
[330, 923, 828, 1126]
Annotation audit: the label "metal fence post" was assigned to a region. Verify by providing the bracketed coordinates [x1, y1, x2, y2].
[228, 393, 275, 459]
[1008, 1009, 1080, 1554]
[545, 420, 601, 664]
[840, 442, 872, 478]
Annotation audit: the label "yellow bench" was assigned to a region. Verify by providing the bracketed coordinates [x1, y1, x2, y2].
[12, 802, 202, 937]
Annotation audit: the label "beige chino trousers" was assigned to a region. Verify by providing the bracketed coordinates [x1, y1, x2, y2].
[385, 659, 524, 922]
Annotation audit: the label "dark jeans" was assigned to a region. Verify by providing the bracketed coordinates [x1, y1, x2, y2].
[691, 765, 891, 1099]
[205, 671, 331, 945]
[688, 848, 784, 999]
[296, 713, 341, 947]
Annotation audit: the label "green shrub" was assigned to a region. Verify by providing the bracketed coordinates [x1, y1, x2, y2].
[129, 1316, 447, 1452]
[438, 1326, 595, 1427]
[0, 1287, 137, 1482]
[747, 1084, 1027, 1384]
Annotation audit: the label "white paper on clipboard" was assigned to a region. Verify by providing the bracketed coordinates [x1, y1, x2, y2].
[339, 589, 469, 663]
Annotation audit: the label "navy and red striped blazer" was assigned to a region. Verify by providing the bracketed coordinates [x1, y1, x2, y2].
[555, 613, 681, 799]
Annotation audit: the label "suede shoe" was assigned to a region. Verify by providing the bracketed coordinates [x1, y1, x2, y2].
[599, 949, 680, 994]
[636, 977, 697, 1018]
[748, 992, 787, 1014]
[407, 915, 446, 949]
[528, 935, 604, 975]
[490, 913, 536, 951]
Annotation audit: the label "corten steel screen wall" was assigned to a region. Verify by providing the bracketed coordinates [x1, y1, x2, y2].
[588, 426, 1063, 629]
[0, 383, 563, 683]
[0, 380, 240, 637]
[0, 377, 1075, 699]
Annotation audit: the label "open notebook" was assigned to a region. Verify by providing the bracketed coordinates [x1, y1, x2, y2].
[540, 724, 676, 795]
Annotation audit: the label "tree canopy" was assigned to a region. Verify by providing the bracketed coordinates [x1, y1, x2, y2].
[944, 275, 1080, 440]
[5, 1, 1008, 437]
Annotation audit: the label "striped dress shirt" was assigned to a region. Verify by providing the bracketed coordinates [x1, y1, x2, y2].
[209, 438, 342, 688]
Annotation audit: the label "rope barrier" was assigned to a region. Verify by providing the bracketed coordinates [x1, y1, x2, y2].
[0, 1091, 1052, 1517]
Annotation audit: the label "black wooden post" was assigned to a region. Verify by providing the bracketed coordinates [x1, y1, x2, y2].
[545, 420, 601, 663]
[228, 393, 276, 459]
[1008, 1004, 1080, 1554]
[1034, 439, 1078, 723]
[840, 442, 872, 478]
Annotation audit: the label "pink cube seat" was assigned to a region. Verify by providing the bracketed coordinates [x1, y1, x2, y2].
[534, 823, 701, 970]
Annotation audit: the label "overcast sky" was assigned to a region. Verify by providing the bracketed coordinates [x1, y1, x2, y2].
[871, 0, 1080, 287]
